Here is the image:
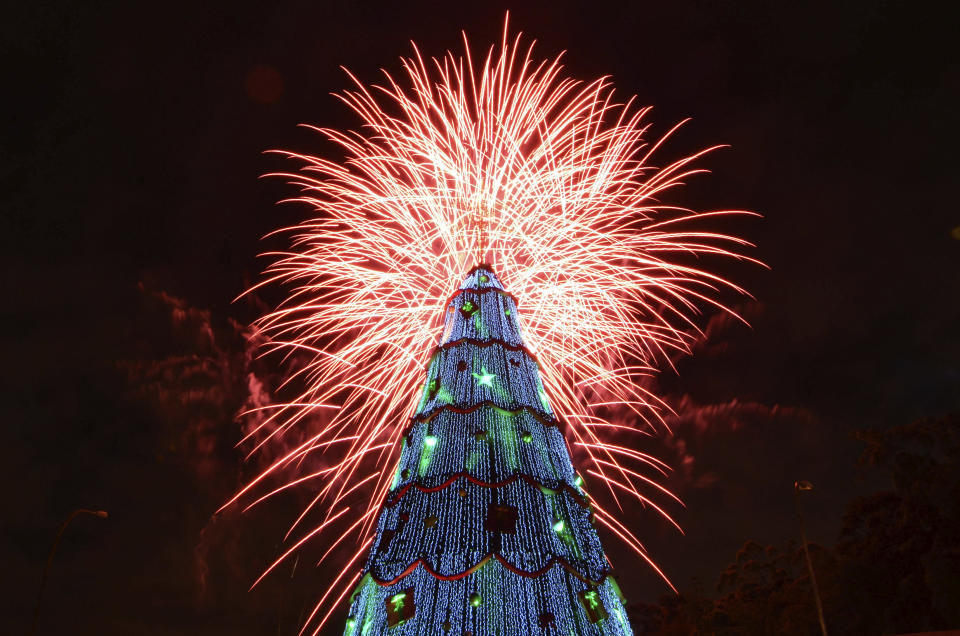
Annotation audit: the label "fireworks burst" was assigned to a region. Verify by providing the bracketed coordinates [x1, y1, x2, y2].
[225, 16, 757, 634]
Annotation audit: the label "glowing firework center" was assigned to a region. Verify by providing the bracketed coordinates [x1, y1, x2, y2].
[345, 266, 632, 634]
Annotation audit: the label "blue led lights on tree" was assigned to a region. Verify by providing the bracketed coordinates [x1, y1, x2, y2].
[344, 266, 634, 634]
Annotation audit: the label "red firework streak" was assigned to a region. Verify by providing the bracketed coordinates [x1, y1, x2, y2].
[223, 15, 759, 635]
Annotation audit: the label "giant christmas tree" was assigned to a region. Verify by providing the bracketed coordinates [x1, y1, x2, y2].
[226, 18, 756, 636]
[344, 264, 633, 634]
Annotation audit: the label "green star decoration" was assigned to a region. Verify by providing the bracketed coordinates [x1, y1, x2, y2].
[472, 367, 496, 387]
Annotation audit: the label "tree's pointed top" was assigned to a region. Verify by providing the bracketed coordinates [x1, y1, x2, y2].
[459, 264, 505, 291]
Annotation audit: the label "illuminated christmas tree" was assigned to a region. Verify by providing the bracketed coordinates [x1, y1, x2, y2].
[344, 264, 633, 634]
[224, 17, 756, 636]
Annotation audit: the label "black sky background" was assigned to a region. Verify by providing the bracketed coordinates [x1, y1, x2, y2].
[3, 1, 958, 634]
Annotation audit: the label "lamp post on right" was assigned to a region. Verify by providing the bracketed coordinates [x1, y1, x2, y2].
[794, 480, 828, 636]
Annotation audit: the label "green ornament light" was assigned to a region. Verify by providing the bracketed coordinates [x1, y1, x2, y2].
[472, 367, 496, 387]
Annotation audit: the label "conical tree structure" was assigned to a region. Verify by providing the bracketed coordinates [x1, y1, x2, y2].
[344, 265, 634, 635]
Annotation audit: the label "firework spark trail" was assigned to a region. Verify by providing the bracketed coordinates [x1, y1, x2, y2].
[226, 15, 758, 635]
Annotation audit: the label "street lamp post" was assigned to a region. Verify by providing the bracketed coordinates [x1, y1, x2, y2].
[29, 508, 108, 636]
[794, 480, 828, 636]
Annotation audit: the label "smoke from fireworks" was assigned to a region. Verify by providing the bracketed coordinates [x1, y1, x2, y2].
[224, 16, 757, 634]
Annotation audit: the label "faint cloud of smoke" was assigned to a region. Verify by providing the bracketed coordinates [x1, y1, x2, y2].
[123, 285, 347, 604]
[664, 301, 766, 366]
[668, 394, 814, 436]
[660, 395, 817, 490]
[122, 285, 285, 600]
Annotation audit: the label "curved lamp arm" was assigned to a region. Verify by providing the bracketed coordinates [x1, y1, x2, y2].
[29, 509, 108, 636]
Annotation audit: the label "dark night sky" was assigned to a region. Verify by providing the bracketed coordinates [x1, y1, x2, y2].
[3, 1, 958, 634]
